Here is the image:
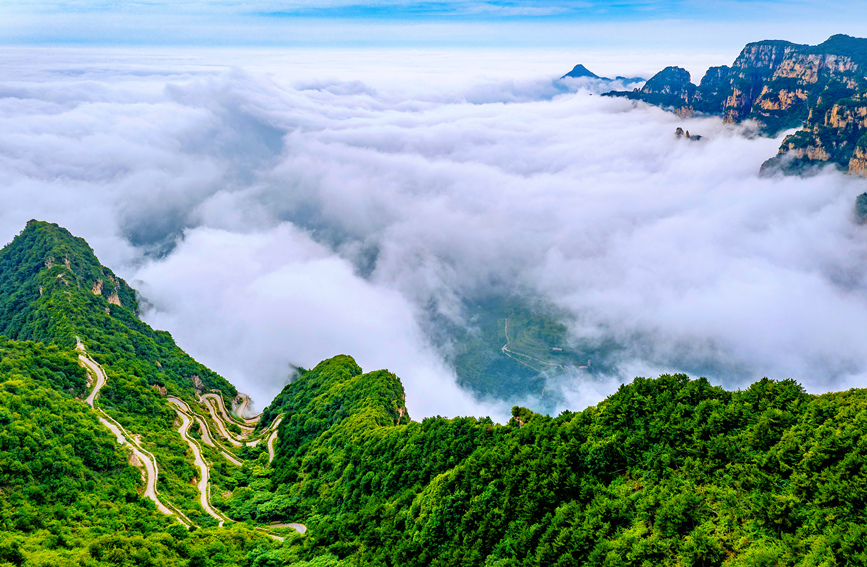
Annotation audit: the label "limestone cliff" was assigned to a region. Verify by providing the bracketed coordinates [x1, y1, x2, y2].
[605, 34, 867, 175]
[850, 145, 867, 176]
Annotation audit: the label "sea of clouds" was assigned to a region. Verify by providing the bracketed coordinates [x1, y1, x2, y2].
[2, 47, 867, 420]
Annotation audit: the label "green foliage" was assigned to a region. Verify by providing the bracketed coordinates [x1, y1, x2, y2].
[432, 297, 617, 408]
[0, 222, 282, 563]
[0, 221, 236, 400]
[240, 360, 867, 566]
[0, 339, 280, 565]
[5, 221, 867, 567]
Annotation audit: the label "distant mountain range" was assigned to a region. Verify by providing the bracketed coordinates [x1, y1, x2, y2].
[599, 34, 867, 176]
[560, 63, 645, 84]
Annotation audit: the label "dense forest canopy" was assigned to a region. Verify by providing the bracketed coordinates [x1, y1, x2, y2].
[1, 221, 866, 566]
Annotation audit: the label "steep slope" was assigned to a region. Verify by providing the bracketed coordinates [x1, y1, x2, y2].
[606, 34, 867, 174]
[5, 221, 867, 566]
[0, 339, 280, 566]
[0, 220, 236, 400]
[254, 361, 867, 567]
[0, 221, 287, 564]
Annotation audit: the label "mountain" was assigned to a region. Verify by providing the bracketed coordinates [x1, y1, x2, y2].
[4, 221, 867, 566]
[560, 64, 645, 84]
[0, 221, 287, 565]
[606, 34, 867, 175]
[561, 64, 599, 79]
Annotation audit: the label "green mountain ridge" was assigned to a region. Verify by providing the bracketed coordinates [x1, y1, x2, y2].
[0, 221, 294, 565]
[2, 221, 867, 566]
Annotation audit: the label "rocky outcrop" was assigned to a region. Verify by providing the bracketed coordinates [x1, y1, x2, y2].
[605, 34, 867, 174]
[616, 66, 696, 110]
[855, 193, 867, 224]
[850, 146, 867, 176]
[766, 93, 867, 174]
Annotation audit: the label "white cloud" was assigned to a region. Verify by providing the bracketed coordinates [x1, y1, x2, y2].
[2, 48, 867, 421]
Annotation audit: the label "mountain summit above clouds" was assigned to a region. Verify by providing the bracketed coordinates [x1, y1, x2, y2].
[605, 34, 867, 176]
[560, 63, 645, 84]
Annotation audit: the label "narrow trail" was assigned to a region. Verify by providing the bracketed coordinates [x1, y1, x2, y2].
[201, 397, 245, 447]
[269, 523, 307, 535]
[500, 318, 565, 372]
[188, 394, 299, 535]
[168, 397, 242, 466]
[233, 393, 262, 425]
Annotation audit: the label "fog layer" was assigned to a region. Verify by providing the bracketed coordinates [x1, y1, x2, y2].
[2, 48, 866, 419]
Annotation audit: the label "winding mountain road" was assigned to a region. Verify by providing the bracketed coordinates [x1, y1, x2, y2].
[233, 393, 262, 425]
[169, 397, 242, 466]
[169, 400, 231, 526]
[78, 339, 300, 534]
[267, 417, 283, 464]
[201, 397, 245, 447]
[202, 393, 256, 433]
[78, 345, 176, 519]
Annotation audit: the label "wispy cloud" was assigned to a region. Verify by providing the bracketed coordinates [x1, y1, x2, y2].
[3, 48, 867, 422]
[4, 1, 867, 48]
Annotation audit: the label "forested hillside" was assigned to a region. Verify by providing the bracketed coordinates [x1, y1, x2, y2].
[0, 222, 287, 565]
[2, 221, 867, 566]
[250, 358, 867, 566]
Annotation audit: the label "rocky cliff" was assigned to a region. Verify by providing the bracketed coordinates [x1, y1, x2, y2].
[617, 66, 696, 114]
[606, 34, 867, 174]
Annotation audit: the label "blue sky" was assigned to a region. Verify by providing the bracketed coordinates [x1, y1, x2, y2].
[2, 1, 867, 51]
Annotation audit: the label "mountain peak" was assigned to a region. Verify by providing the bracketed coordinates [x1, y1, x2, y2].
[561, 64, 600, 80]
[0, 220, 237, 398]
[0, 220, 137, 344]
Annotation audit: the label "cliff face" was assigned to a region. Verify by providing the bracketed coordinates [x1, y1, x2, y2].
[850, 145, 867, 176]
[606, 34, 867, 174]
[763, 93, 867, 174]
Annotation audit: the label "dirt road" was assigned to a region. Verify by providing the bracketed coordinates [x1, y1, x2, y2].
[79, 350, 175, 518]
[168, 397, 243, 466]
[170, 401, 231, 527]
[267, 417, 283, 464]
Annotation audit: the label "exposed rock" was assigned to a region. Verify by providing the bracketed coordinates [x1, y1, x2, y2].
[675, 127, 703, 141]
[605, 34, 867, 174]
[856, 193, 867, 224]
[191, 374, 205, 391]
[92, 278, 103, 295]
[640, 66, 696, 108]
[152, 384, 168, 397]
[850, 146, 867, 176]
